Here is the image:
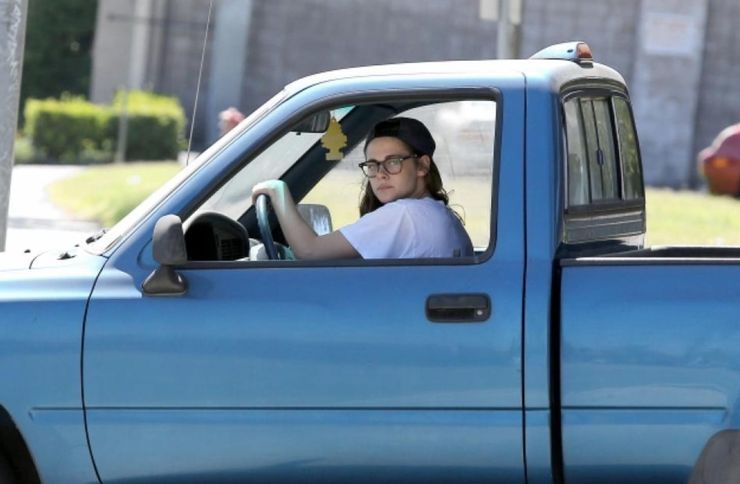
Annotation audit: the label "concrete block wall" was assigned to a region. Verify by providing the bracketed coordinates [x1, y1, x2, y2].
[631, 0, 708, 187]
[240, 0, 500, 116]
[152, 0, 214, 147]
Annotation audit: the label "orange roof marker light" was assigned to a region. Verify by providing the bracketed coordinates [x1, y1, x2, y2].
[529, 41, 594, 66]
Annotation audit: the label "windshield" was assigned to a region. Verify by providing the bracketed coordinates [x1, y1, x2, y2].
[85, 89, 290, 255]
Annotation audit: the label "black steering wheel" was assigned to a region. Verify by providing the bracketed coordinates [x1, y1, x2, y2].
[255, 194, 279, 260]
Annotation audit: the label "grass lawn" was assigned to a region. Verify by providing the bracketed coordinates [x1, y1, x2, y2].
[48, 161, 181, 227]
[49, 161, 740, 247]
[645, 188, 740, 246]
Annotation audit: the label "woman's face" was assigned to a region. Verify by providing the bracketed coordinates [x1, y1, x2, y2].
[365, 137, 430, 204]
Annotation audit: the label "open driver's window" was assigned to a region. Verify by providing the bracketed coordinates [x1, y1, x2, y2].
[303, 100, 495, 252]
[186, 99, 496, 261]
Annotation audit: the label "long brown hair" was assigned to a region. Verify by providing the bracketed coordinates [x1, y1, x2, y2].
[358, 150, 450, 216]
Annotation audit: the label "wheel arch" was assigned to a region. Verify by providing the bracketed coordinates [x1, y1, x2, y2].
[0, 406, 40, 484]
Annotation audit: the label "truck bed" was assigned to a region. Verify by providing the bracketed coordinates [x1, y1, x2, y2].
[557, 247, 740, 483]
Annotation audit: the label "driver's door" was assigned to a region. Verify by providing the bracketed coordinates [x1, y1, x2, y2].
[82, 90, 526, 483]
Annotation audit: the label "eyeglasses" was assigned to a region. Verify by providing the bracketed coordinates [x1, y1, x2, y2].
[358, 155, 417, 178]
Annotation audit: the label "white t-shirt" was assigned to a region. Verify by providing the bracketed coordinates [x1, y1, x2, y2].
[339, 197, 474, 259]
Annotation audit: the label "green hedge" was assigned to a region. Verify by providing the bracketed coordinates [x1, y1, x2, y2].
[108, 91, 186, 161]
[24, 96, 110, 162]
[22, 91, 186, 163]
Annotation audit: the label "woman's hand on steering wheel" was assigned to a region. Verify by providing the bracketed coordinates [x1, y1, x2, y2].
[252, 180, 291, 260]
[254, 194, 278, 260]
[251, 180, 290, 214]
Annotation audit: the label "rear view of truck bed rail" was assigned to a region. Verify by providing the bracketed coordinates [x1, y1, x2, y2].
[561, 246, 740, 266]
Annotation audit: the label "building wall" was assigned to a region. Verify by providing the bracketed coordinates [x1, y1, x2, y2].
[90, 0, 139, 103]
[92, 0, 214, 147]
[153, 0, 214, 147]
[240, 0, 500, 116]
[91, 0, 740, 186]
[631, 0, 708, 187]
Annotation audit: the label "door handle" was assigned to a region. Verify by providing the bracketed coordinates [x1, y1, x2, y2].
[425, 294, 491, 323]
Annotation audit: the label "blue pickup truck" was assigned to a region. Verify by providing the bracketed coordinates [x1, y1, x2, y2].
[1, 42, 739, 484]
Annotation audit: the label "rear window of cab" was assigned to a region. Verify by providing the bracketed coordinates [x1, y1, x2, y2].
[563, 94, 644, 210]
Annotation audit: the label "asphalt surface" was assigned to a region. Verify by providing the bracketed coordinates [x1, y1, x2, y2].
[3, 165, 101, 253]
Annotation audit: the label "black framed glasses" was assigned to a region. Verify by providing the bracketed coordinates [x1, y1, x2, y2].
[358, 155, 417, 178]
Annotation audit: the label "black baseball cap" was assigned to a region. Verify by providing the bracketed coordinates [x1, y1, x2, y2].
[364, 117, 436, 156]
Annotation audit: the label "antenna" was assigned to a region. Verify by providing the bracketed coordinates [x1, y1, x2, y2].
[185, 0, 215, 165]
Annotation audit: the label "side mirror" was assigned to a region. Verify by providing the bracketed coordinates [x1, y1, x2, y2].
[142, 214, 188, 296]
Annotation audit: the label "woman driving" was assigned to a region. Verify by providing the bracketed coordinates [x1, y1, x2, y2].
[251, 117, 474, 260]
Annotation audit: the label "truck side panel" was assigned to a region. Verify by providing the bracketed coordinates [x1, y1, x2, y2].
[87, 409, 523, 483]
[560, 262, 740, 483]
[0, 254, 105, 484]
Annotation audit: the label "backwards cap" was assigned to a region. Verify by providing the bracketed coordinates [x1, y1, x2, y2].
[364, 117, 436, 156]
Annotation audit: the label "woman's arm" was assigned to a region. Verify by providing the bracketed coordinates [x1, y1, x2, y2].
[251, 180, 360, 260]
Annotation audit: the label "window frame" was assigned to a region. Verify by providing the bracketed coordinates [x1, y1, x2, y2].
[559, 84, 646, 249]
[180, 88, 503, 268]
[561, 88, 646, 216]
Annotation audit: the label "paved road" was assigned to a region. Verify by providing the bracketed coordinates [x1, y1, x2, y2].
[4, 165, 101, 253]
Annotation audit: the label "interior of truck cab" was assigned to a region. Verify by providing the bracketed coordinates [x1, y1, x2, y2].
[183, 98, 497, 262]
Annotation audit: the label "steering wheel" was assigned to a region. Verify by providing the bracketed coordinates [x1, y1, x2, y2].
[255, 194, 279, 260]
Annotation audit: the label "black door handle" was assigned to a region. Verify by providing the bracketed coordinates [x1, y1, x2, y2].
[425, 294, 491, 323]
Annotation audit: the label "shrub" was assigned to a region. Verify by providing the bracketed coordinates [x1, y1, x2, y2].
[108, 90, 186, 161]
[22, 90, 186, 163]
[12, 136, 41, 164]
[24, 95, 110, 162]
